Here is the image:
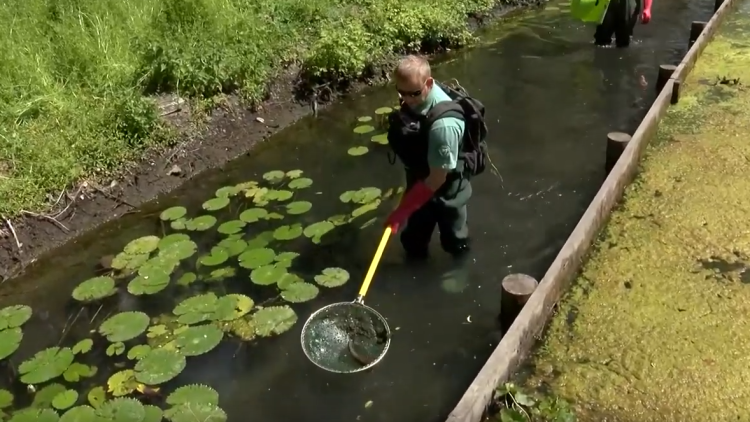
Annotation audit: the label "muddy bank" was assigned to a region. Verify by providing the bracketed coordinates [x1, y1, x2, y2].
[518, 3, 750, 421]
[0, 0, 543, 282]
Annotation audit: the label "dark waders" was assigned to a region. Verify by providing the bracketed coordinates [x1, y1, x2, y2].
[594, 0, 641, 47]
[400, 173, 472, 260]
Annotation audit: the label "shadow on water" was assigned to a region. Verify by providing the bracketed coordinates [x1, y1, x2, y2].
[0, 0, 714, 420]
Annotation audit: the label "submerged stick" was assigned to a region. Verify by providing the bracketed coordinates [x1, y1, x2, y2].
[58, 307, 84, 346]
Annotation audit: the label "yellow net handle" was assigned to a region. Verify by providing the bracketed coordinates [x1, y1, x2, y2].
[357, 226, 393, 299]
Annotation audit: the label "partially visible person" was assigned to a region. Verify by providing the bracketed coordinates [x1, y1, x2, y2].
[383, 55, 489, 262]
[571, 0, 652, 47]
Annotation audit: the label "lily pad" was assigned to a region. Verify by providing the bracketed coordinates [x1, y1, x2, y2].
[158, 233, 191, 249]
[158, 240, 197, 261]
[106, 342, 125, 357]
[371, 133, 388, 145]
[286, 201, 312, 215]
[63, 363, 97, 382]
[134, 349, 186, 385]
[217, 237, 247, 256]
[280, 282, 319, 303]
[52, 390, 78, 411]
[263, 170, 286, 183]
[166, 402, 227, 422]
[72, 339, 93, 355]
[124, 236, 160, 255]
[61, 405, 97, 421]
[174, 325, 224, 356]
[288, 178, 313, 190]
[31, 383, 66, 408]
[95, 397, 145, 421]
[202, 197, 231, 211]
[8, 408, 59, 422]
[274, 252, 299, 268]
[357, 116, 373, 122]
[0, 305, 31, 331]
[128, 272, 170, 296]
[286, 169, 303, 179]
[18, 347, 74, 384]
[328, 214, 351, 226]
[252, 306, 298, 337]
[239, 208, 268, 223]
[213, 294, 254, 321]
[198, 247, 229, 267]
[185, 215, 217, 231]
[207, 267, 236, 282]
[0, 328, 22, 361]
[107, 370, 138, 397]
[303, 221, 335, 241]
[139, 255, 179, 277]
[348, 146, 369, 156]
[160, 206, 187, 221]
[351, 187, 381, 204]
[166, 384, 219, 407]
[217, 220, 246, 235]
[0, 389, 11, 409]
[273, 224, 303, 241]
[215, 186, 240, 198]
[374, 106, 393, 115]
[143, 405, 163, 422]
[352, 200, 381, 217]
[250, 265, 286, 286]
[111, 252, 150, 271]
[173, 293, 219, 325]
[127, 344, 152, 360]
[171, 218, 187, 230]
[99, 311, 150, 342]
[176, 272, 197, 286]
[353, 125, 375, 134]
[277, 273, 303, 290]
[238, 248, 275, 269]
[266, 189, 293, 201]
[246, 231, 274, 249]
[314, 267, 350, 287]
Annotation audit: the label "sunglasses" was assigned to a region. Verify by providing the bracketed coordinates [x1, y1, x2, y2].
[396, 79, 429, 98]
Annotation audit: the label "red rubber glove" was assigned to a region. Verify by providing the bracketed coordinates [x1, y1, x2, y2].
[385, 182, 434, 231]
[641, 0, 652, 23]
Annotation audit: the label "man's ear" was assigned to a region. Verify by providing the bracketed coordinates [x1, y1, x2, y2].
[425, 77, 434, 88]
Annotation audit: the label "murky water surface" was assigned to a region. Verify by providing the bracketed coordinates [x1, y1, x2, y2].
[1, 0, 713, 420]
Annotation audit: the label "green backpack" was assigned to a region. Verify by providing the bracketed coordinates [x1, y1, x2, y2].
[570, 0, 610, 23]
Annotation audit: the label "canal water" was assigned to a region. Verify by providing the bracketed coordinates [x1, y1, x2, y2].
[0, 0, 713, 420]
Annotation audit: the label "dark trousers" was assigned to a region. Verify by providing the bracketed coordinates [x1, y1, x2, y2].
[594, 0, 640, 47]
[400, 200, 469, 257]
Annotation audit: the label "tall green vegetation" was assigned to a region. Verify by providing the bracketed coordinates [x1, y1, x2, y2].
[0, 0, 497, 218]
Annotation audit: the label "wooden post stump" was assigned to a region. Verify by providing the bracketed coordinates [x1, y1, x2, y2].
[499, 273, 539, 333]
[714, 0, 724, 13]
[656, 64, 676, 94]
[671, 79, 681, 105]
[605, 132, 631, 174]
[689, 21, 707, 48]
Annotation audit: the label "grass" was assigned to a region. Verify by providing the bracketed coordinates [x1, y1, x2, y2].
[0, 0, 501, 218]
[519, 6, 750, 422]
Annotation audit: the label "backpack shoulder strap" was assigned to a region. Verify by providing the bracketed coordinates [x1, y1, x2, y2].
[424, 101, 465, 128]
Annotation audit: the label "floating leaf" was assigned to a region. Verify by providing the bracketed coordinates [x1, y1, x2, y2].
[202, 197, 230, 211]
[303, 221, 335, 240]
[139, 255, 179, 277]
[266, 189, 293, 201]
[238, 247, 276, 269]
[263, 170, 285, 183]
[217, 220, 246, 235]
[87, 387, 106, 409]
[99, 311, 150, 342]
[111, 252, 149, 271]
[246, 231, 274, 249]
[348, 146, 369, 156]
[274, 252, 299, 268]
[174, 325, 224, 356]
[251, 187, 269, 205]
[52, 390, 78, 410]
[31, 383, 66, 408]
[159, 233, 191, 249]
[0, 305, 32, 332]
[357, 116, 372, 122]
[176, 272, 197, 286]
[62, 405, 97, 421]
[185, 215, 217, 231]
[353, 125, 375, 134]
[166, 384, 219, 407]
[143, 405, 163, 422]
[107, 370, 137, 397]
[217, 237, 247, 256]
[250, 265, 286, 286]
[174, 293, 219, 325]
[206, 267, 236, 282]
[72, 277, 117, 303]
[286, 201, 312, 215]
[314, 267, 350, 287]
[128, 273, 170, 296]
[18, 347, 74, 384]
[124, 236, 160, 255]
[277, 273, 303, 290]
[212, 294, 254, 321]
[198, 247, 229, 267]
[371, 133, 388, 145]
[160, 207, 187, 221]
[351, 187, 381, 204]
[252, 306, 298, 337]
[280, 282, 319, 303]
[0, 389, 12, 409]
[215, 186, 240, 198]
[239, 208, 268, 223]
[352, 199, 381, 217]
[127, 345, 152, 361]
[375, 106, 393, 115]
[158, 240, 197, 261]
[328, 214, 351, 226]
[7, 408, 59, 422]
[134, 349, 186, 385]
[106, 342, 125, 357]
[273, 224, 303, 240]
[360, 217, 377, 229]
[166, 402, 227, 422]
[288, 178, 313, 190]
[0, 328, 22, 361]
[95, 397, 145, 421]
[286, 169, 303, 179]
[266, 212, 284, 220]
[63, 362, 96, 382]
[171, 218, 187, 230]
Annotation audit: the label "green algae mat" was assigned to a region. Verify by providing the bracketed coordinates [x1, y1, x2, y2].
[520, 3, 750, 421]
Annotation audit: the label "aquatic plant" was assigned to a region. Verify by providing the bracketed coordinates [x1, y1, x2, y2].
[489, 383, 576, 422]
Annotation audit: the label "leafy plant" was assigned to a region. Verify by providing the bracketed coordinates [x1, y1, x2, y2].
[490, 383, 576, 422]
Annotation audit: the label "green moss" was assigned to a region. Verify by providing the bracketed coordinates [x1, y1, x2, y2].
[520, 6, 750, 422]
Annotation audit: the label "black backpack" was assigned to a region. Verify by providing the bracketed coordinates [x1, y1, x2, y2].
[424, 79, 489, 177]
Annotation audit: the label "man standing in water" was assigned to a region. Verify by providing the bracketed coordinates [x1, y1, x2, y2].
[384, 55, 488, 261]
[572, 0, 652, 47]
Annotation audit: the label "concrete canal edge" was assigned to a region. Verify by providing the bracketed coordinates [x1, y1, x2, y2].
[444, 0, 742, 420]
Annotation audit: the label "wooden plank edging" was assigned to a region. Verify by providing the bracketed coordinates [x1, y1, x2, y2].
[445, 1, 741, 421]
